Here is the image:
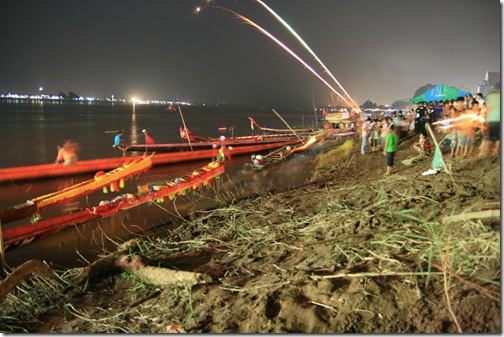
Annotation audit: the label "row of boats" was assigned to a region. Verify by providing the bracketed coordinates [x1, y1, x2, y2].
[0, 118, 356, 256]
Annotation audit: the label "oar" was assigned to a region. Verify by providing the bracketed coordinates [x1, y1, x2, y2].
[178, 106, 193, 151]
[272, 109, 305, 145]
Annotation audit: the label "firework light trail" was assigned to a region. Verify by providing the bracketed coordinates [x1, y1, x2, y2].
[201, 5, 355, 108]
[256, 0, 360, 111]
[433, 113, 485, 129]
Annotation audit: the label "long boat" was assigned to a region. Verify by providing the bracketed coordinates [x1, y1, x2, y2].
[0, 139, 301, 183]
[0, 156, 153, 224]
[250, 133, 325, 170]
[248, 117, 313, 135]
[127, 135, 299, 153]
[2, 160, 225, 252]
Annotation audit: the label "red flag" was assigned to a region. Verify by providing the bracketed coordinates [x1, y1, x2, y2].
[144, 133, 155, 145]
[322, 107, 327, 116]
[142, 129, 156, 144]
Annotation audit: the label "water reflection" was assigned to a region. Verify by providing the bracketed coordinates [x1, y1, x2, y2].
[3, 155, 316, 269]
[131, 103, 138, 145]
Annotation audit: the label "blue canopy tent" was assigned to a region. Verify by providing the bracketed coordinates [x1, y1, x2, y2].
[411, 84, 471, 103]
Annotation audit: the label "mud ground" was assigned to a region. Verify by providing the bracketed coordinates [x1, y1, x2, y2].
[2, 132, 501, 333]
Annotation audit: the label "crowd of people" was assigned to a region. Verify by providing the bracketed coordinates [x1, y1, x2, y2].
[359, 85, 501, 176]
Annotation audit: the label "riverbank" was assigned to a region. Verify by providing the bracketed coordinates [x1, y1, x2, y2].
[0, 133, 500, 333]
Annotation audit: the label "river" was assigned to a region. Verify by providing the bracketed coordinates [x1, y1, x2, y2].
[0, 100, 325, 268]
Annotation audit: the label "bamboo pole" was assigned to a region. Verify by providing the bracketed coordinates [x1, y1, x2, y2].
[272, 109, 306, 145]
[425, 123, 450, 175]
[178, 106, 193, 151]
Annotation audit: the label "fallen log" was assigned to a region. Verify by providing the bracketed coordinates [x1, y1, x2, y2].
[0, 260, 56, 302]
[74, 239, 211, 287]
[116, 255, 212, 287]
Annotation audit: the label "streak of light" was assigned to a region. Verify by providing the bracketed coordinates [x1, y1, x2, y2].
[433, 113, 485, 130]
[256, 0, 360, 111]
[206, 5, 355, 108]
[433, 113, 485, 125]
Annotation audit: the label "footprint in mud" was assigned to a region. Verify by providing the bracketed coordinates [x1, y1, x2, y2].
[265, 293, 281, 319]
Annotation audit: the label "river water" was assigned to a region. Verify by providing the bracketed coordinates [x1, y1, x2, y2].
[0, 100, 325, 268]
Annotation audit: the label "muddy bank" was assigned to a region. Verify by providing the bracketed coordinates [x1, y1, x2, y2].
[0, 134, 500, 333]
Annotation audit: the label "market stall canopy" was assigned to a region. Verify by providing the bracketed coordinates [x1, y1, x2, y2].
[411, 84, 471, 103]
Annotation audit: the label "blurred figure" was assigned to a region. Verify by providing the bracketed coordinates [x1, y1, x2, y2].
[369, 119, 379, 152]
[479, 85, 501, 158]
[360, 117, 372, 155]
[461, 100, 481, 158]
[476, 92, 485, 107]
[55, 139, 79, 166]
[452, 97, 467, 159]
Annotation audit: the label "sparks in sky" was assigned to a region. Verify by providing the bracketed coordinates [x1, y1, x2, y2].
[255, 0, 360, 111]
[203, 5, 356, 109]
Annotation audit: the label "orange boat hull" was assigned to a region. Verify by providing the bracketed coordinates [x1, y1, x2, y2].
[0, 140, 300, 183]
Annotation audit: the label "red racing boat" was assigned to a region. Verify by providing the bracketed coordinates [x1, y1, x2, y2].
[2, 160, 225, 252]
[0, 156, 153, 224]
[0, 139, 301, 183]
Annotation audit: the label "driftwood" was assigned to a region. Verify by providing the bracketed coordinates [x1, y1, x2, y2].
[116, 255, 212, 287]
[442, 209, 500, 224]
[75, 239, 211, 287]
[0, 260, 56, 302]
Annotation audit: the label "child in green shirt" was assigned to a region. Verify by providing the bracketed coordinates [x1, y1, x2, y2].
[383, 124, 399, 176]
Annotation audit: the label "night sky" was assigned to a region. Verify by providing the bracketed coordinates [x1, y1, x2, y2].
[0, 0, 501, 107]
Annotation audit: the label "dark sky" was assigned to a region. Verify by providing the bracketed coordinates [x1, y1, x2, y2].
[0, 0, 501, 107]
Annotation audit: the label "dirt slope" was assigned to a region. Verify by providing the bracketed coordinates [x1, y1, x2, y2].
[1, 134, 500, 333]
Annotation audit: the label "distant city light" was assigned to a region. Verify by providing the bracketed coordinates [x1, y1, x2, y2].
[38, 87, 43, 91]
[0, 91, 192, 106]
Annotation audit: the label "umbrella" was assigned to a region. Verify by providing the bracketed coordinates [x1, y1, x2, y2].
[411, 84, 471, 103]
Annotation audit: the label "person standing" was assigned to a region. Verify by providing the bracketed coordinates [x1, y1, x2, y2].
[479, 85, 500, 157]
[453, 97, 467, 159]
[383, 124, 398, 176]
[369, 119, 380, 152]
[476, 92, 485, 108]
[361, 118, 372, 155]
[415, 103, 426, 134]
[380, 117, 390, 150]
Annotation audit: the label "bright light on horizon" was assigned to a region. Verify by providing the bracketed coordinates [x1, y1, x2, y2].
[38, 87, 43, 91]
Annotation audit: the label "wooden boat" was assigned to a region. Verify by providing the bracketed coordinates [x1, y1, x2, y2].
[127, 136, 298, 153]
[0, 156, 153, 225]
[0, 139, 300, 183]
[250, 133, 326, 170]
[248, 117, 313, 135]
[2, 161, 225, 252]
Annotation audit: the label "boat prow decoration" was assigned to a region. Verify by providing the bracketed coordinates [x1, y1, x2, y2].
[0, 156, 153, 224]
[2, 160, 224, 252]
